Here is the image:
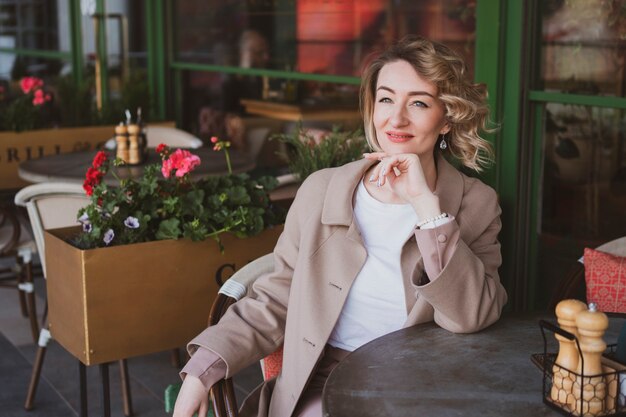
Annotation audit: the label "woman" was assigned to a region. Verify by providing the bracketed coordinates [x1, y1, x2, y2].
[174, 35, 507, 417]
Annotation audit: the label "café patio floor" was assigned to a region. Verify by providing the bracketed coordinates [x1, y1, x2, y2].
[0, 257, 263, 417]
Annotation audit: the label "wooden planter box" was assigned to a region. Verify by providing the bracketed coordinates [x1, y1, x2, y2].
[0, 122, 174, 190]
[44, 225, 282, 365]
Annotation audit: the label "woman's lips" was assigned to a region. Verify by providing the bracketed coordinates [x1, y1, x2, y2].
[386, 132, 414, 143]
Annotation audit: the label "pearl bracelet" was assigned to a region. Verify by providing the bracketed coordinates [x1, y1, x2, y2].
[416, 213, 449, 229]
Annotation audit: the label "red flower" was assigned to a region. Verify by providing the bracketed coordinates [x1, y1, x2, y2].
[32, 89, 45, 106]
[161, 149, 201, 178]
[83, 166, 105, 196]
[210, 136, 219, 144]
[83, 181, 94, 196]
[156, 143, 168, 154]
[20, 77, 44, 94]
[86, 167, 103, 182]
[92, 151, 108, 169]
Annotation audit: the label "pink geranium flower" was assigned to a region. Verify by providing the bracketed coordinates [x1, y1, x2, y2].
[20, 77, 44, 94]
[161, 149, 201, 178]
[32, 89, 45, 106]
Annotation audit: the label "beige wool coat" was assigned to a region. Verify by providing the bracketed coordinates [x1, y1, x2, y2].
[187, 156, 507, 417]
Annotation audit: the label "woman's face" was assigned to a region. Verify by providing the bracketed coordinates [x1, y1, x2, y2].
[373, 60, 449, 157]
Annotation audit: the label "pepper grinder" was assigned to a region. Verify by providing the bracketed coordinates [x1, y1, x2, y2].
[573, 303, 609, 416]
[115, 122, 129, 163]
[127, 123, 140, 165]
[551, 299, 587, 407]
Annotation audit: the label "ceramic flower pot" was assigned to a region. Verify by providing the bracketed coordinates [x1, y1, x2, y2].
[44, 224, 283, 365]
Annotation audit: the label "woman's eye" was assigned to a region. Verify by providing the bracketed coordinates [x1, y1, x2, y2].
[411, 101, 428, 108]
[378, 97, 392, 103]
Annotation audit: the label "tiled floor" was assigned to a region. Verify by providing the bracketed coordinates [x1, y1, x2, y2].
[0, 258, 263, 417]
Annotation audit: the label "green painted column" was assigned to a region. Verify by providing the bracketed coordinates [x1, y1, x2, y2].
[475, 0, 503, 190]
[69, 0, 84, 84]
[498, 0, 527, 311]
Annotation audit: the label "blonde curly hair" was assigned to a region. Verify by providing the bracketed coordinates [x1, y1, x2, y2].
[360, 35, 495, 172]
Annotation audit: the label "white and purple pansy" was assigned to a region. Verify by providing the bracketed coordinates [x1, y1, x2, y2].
[124, 216, 140, 229]
[103, 229, 115, 245]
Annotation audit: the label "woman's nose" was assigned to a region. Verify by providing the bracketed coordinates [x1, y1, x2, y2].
[389, 105, 409, 127]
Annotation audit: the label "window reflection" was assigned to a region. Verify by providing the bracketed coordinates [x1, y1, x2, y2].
[542, 103, 626, 239]
[537, 103, 626, 306]
[174, 0, 475, 77]
[174, 0, 476, 146]
[181, 70, 360, 144]
[541, 0, 626, 96]
[0, 0, 68, 52]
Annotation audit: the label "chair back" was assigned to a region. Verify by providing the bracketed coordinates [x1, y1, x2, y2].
[144, 126, 203, 148]
[14, 183, 90, 277]
[0, 206, 20, 255]
[549, 236, 626, 310]
[596, 237, 626, 257]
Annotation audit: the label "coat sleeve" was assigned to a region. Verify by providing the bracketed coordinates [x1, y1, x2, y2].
[185, 177, 310, 378]
[414, 182, 507, 333]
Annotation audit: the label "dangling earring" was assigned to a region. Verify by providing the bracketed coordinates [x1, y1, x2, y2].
[439, 134, 448, 150]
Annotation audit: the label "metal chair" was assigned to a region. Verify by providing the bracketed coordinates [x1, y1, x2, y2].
[14, 182, 134, 416]
[104, 126, 203, 150]
[0, 204, 39, 342]
[549, 236, 626, 311]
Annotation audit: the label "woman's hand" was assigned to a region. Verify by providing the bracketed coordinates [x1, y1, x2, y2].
[173, 375, 210, 417]
[364, 152, 441, 219]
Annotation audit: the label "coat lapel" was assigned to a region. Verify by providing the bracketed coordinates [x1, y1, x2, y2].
[312, 156, 466, 327]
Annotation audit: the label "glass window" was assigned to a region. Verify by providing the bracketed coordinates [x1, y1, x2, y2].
[540, 0, 626, 96]
[0, 52, 78, 131]
[180, 69, 360, 142]
[0, 0, 70, 52]
[173, 0, 476, 77]
[0, 52, 68, 82]
[536, 102, 626, 305]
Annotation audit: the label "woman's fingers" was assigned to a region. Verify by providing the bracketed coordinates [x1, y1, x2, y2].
[198, 398, 209, 417]
[363, 152, 388, 160]
[173, 376, 209, 417]
[366, 153, 422, 188]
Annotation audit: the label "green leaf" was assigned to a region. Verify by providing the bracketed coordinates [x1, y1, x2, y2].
[225, 185, 251, 205]
[156, 218, 181, 240]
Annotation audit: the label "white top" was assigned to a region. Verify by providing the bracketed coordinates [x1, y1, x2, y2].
[328, 180, 418, 351]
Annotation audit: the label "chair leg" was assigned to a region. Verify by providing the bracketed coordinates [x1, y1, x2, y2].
[170, 348, 181, 368]
[24, 326, 51, 410]
[16, 265, 28, 317]
[100, 363, 111, 417]
[119, 359, 133, 417]
[22, 260, 39, 343]
[79, 361, 88, 417]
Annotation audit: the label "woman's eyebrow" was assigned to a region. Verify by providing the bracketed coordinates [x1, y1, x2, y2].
[376, 86, 435, 98]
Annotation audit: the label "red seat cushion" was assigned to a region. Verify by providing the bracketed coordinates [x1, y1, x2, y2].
[261, 346, 283, 381]
[585, 247, 626, 313]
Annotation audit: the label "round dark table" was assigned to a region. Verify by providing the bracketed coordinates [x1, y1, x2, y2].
[322, 314, 624, 417]
[18, 148, 255, 184]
